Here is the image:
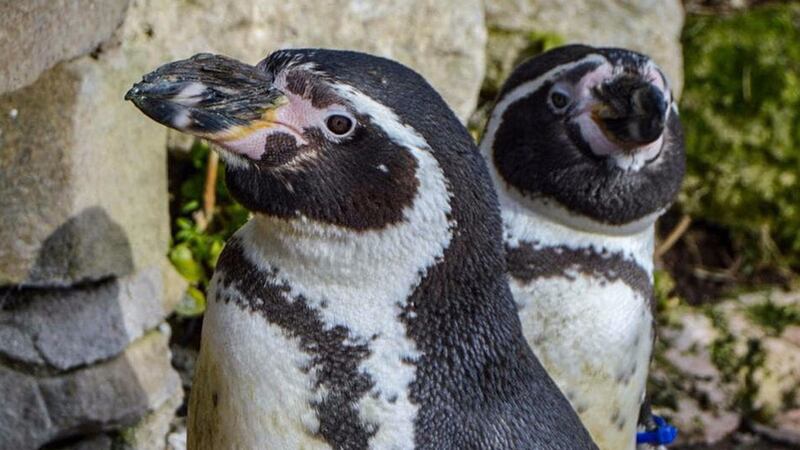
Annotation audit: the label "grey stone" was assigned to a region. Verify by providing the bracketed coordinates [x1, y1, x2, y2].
[484, 0, 685, 95]
[118, 386, 183, 450]
[0, 324, 44, 366]
[0, 0, 130, 94]
[0, 366, 52, 449]
[653, 290, 800, 445]
[0, 268, 166, 370]
[0, 329, 180, 450]
[166, 424, 187, 450]
[118, 0, 485, 120]
[0, 62, 169, 286]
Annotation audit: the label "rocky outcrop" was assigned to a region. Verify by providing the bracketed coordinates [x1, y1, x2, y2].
[0, 0, 130, 94]
[0, 330, 180, 450]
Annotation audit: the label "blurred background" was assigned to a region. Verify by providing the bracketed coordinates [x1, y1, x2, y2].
[0, 0, 798, 449]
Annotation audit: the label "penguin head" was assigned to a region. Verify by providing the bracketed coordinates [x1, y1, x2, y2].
[127, 49, 467, 231]
[482, 45, 685, 229]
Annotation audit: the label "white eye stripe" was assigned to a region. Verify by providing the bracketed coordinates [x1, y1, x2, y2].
[480, 54, 608, 157]
[332, 83, 430, 151]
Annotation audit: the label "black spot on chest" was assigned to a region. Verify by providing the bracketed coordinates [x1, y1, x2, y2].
[213, 239, 375, 449]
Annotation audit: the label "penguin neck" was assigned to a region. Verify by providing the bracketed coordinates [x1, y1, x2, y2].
[244, 209, 452, 290]
[498, 186, 657, 276]
[241, 139, 455, 300]
[233, 141, 458, 351]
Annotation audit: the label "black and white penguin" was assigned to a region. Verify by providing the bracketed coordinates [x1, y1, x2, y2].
[127, 49, 598, 449]
[479, 45, 685, 450]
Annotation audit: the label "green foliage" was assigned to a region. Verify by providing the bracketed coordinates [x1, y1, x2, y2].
[745, 298, 800, 336]
[168, 142, 249, 316]
[706, 306, 769, 420]
[680, 5, 800, 272]
[707, 307, 739, 382]
[653, 270, 683, 327]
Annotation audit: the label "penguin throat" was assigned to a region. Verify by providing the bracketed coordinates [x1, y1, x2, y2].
[240, 140, 454, 299]
[507, 193, 663, 237]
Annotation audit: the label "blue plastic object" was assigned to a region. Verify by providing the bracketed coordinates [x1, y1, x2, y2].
[636, 415, 678, 446]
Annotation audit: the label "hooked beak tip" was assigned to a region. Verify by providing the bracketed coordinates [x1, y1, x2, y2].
[124, 84, 141, 102]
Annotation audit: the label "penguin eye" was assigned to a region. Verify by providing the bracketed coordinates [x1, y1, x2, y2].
[549, 89, 571, 112]
[325, 114, 355, 136]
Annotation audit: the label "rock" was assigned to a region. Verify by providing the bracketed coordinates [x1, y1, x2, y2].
[166, 424, 187, 450]
[0, 324, 44, 366]
[775, 409, 800, 436]
[484, 0, 685, 95]
[653, 290, 800, 445]
[0, 329, 180, 450]
[0, 0, 130, 94]
[118, 384, 184, 450]
[721, 291, 800, 420]
[119, 0, 485, 120]
[0, 366, 51, 449]
[655, 310, 741, 444]
[0, 66, 169, 286]
[0, 268, 167, 371]
[166, 131, 197, 157]
[170, 345, 198, 396]
[162, 263, 188, 316]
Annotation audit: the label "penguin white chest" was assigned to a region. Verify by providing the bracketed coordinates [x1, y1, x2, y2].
[512, 272, 653, 450]
[511, 272, 653, 449]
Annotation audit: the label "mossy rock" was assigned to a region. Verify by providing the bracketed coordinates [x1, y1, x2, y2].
[679, 5, 800, 273]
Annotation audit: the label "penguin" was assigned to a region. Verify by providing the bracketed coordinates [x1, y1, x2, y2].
[479, 45, 685, 450]
[127, 49, 598, 450]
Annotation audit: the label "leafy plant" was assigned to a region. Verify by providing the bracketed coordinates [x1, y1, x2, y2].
[169, 142, 249, 316]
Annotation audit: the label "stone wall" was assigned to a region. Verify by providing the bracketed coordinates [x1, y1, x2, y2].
[0, 1, 684, 448]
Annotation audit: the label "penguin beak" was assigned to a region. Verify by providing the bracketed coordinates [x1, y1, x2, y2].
[125, 53, 288, 142]
[591, 76, 668, 149]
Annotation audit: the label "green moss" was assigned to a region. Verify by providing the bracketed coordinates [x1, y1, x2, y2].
[707, 308, 739, 381]
[680, 5, 800, 273]
[116, 427, 136, 447]
[745, 298, 800, 335]
[706, 306, 769, 420]
[654, 270, 684, 327]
